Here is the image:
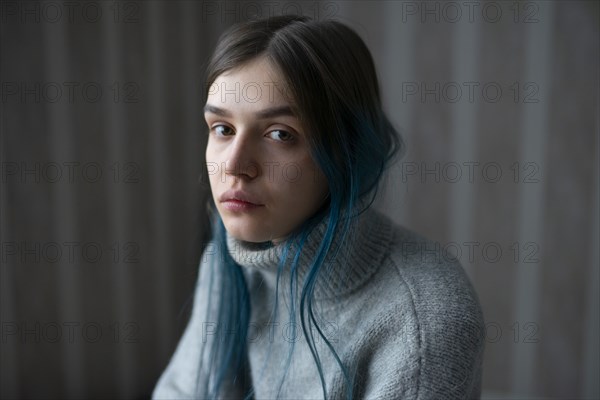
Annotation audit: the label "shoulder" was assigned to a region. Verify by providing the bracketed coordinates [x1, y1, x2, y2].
[351, 208, 483, 320]
[367, 209, 484, 327]
[362, 209, 486, 398]
[385, 217, 484, 327]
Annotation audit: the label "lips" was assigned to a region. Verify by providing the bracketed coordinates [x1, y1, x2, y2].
[219, 189, 263, 206]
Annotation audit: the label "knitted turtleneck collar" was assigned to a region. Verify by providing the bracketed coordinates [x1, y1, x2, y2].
[225, 203, 395, 301]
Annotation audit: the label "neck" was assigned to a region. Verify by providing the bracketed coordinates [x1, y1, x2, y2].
[224, 202, 394, 301]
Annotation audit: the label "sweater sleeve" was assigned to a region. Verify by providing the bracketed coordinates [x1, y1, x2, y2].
[360, 254, 485, 399]
[152, 242, 250, 399]
[152, 254, 212, 399]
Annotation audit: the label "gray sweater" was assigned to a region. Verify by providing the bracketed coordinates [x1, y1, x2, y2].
[153, 207, 485, 399]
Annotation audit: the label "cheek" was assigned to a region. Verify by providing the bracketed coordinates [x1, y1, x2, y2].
[205, 152, 221, 193]
[205, 140, 218, 162]
[271, 162, 327, 204]
[205, 143, 224, 176]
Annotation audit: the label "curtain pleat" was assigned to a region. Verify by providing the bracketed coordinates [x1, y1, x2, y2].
[1, 1, 597, 398]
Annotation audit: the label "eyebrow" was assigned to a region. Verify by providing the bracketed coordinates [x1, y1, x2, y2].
[203, 104, 296, 119]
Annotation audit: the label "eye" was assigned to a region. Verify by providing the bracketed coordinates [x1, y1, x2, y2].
[211, 125, 234, 137]
[267, 129, 295, 143]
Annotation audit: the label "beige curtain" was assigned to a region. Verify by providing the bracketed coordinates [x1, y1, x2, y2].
[1, 1, 597, 398]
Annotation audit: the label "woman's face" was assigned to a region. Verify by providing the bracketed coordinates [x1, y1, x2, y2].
[204, 56, 329, 244]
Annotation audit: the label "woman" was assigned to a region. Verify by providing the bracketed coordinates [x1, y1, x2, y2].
[153, 15, 485, 400]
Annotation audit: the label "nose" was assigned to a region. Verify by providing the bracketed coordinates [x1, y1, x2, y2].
[224, 131, 260, 180]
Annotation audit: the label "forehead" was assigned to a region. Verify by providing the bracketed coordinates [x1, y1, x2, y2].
[206, 57, 295, 108]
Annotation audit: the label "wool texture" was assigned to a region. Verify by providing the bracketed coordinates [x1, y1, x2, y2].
[153, 206, 485, 399]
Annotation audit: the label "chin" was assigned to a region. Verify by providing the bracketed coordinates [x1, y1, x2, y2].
[223, 222, 270, 243]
